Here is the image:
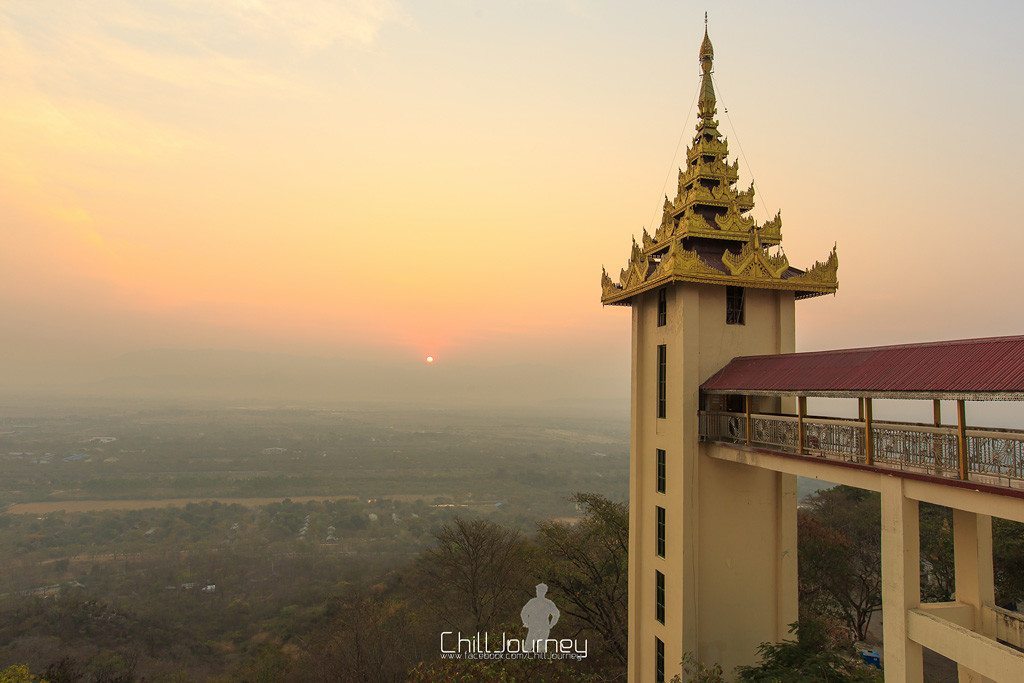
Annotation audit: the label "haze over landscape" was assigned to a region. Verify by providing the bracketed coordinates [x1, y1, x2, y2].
[3, 1, 1024, 407]
[4, 3, 1024, 681]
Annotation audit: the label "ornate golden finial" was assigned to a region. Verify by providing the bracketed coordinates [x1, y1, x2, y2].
[697, 19, 716, 122]
[699, 14, 714, 61]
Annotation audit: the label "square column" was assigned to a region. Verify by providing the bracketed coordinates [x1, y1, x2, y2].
[953, 510, 996, 683]
[775, 471, 799, 640]
[881, 476, 924, 682]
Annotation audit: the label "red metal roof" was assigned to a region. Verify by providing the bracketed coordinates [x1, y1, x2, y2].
[701, 335, 1024, 399]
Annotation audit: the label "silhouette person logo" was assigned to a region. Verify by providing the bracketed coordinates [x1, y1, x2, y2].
[521, 583, 560, 652]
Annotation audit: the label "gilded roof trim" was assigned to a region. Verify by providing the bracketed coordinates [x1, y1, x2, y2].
[601, 24, 838, 307]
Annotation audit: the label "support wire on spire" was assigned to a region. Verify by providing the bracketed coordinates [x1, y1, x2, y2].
[710, 73, 772, 221]
[646, 77, 701, 241]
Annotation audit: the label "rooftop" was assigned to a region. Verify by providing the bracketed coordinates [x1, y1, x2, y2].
[701, 335, 1024, 400]
[601, 26, 838, 306]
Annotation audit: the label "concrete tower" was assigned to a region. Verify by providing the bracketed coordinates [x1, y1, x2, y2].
[600, 23, 840, 682]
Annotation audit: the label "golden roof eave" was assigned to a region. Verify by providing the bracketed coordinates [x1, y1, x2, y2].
[602, 239, 839, 306]
[601, 24, 838, 308]
[601, 271, 839, 306]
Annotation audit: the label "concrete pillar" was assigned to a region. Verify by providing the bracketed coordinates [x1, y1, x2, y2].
[627, 305, 643, 681]
[678, 286, 700, 670]
[881, 476, 924, 682]
[775, 472, 799, 640]
[953, 510, 996, 683]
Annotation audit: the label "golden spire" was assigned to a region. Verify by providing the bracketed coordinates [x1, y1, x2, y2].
[600, 17, 838, 306]
[697, 16, 716, 123]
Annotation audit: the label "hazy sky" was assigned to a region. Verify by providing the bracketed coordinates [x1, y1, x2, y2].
[2, 1, 1023, 403]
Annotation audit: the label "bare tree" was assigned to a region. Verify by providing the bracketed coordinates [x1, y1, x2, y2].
[536, 493, 628, 666]
[416, 517, 532, 633]
[798, 487, 882, 642]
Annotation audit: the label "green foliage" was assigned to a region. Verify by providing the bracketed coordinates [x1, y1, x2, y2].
[416, 517, 533, 633]
[798, 486, 881, 641]
[224, 644, 296, 683]
[896, 503, 1024, 607]
[675, 652, 725, 682]
[535, 493, 628, 666]
[42, 657, 84, 683]
[295, 493, 629, 681]
[919, 504, 955, 602]
[408, 658, 602, 682]
[994, 518, 1024, 607]
[735, 620, 882, 683]
[0, 665, 43, 683]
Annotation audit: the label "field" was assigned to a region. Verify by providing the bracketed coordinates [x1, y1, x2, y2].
[0, 401, 628, 516]
[0, 399, 630, 679]
[4, 496, 362, 514]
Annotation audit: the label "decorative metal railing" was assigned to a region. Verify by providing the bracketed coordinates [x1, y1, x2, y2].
[698, 410, 1024, 489]
[968, 430, 1024, 483]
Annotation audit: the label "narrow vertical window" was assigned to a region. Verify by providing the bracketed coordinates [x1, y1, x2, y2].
[657, 288, 667, 327]
[656, 449, 666, 494]
[656, 506, 666, 558]
[655, 637, 665, 683]
[655, 570, 665, 624]
[726, 286, 745, 325]
[656, 345, 667, 418]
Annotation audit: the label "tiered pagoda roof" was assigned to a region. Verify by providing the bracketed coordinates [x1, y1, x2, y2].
[601, 25, 839, 305]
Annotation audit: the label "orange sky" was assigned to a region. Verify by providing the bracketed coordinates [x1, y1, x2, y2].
[2, 2, 1024, 400]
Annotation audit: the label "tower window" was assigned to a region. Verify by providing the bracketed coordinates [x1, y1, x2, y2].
[656, 506, 666, 558]
[657, 288, 667, 327]
[655, 570, 665, 624]
[656, 449, 666, 493]
[726, 286, 745, 325]
[655, 637, 665, 683]
[656, 345, 667, 418]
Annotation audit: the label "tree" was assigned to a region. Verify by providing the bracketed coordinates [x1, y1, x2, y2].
[42, 657, 85, 683]
[919, 504, 955, 602]
[535, 493, 628, 667]
[798, 487, 881, 641]
[416, 517, 532, 633]
[906, 506, 1024, 608]
[408, 657, 603, 682]
[735, 620, 881, 682]
[994, 518, 1024, 608]
[0, 665, 42, 683]
[672, 653, 725, 683]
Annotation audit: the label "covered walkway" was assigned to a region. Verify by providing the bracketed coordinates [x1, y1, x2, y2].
[699, 335, 1024, 490]
[698, 335, 1024, 682]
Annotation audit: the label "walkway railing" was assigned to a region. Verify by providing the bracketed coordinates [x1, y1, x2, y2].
[698, 410, 1024, 489]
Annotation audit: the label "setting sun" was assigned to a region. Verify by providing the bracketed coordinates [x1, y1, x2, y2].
[425, 355, 435, 364]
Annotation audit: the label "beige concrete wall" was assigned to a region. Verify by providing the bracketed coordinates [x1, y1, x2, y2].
[627, 283, 797, 681]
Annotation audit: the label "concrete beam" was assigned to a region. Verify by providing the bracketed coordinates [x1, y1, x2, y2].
[704, 444, 881, 491]
[988, 605, 1024, 651]
[904, 481, 1024, 525]
[705, 444, 1024, 524]
[917, 602, 976, 629]
[908, 609, 1024, 682]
